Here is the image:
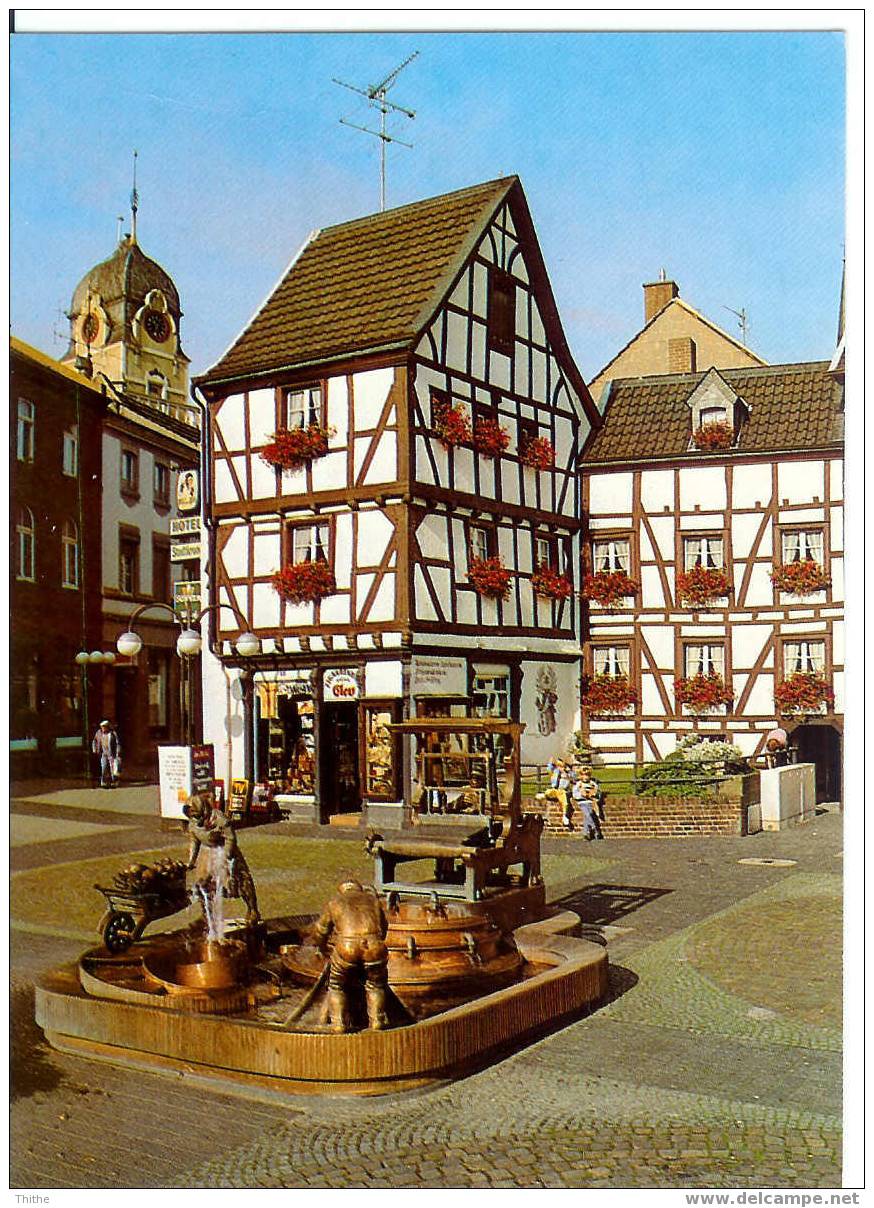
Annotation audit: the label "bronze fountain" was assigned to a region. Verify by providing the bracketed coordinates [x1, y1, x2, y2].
[35, 719, 609, 1095]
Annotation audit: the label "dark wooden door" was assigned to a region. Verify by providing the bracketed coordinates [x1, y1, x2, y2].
[321, 702, 360, 814]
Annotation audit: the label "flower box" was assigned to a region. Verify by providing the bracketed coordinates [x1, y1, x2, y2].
[520, 435, 555, 471]
[691, 420, 735, 452]
[261, 425, 331, 471]
[674, 673, 734, 713]
[770, 561, 830, 595]
[584, 674, 637, 716]
[467, 556, 511, 600]
[531, 564, 573, 600]
[676, 565, 731, 608]
[582, 570, 637, 609]
[472, 415, 510, 458]
[272, 560, 336, 604]
[434, 403, 472, 448]
[774, 672, 834, 716]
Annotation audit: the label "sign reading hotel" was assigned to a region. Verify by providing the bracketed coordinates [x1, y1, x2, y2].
[170, 516, 200, 537]
[323, 668, 360, 700]
[410, 655, 468, 697]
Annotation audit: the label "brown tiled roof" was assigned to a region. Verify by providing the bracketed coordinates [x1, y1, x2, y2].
[199, 177, 518, 386]
[584, 362, 843, 462]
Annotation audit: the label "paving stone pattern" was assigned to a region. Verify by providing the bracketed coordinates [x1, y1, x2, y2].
[10, 785, 844, 1189]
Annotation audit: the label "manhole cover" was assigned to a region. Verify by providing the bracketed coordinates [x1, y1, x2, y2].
[737, 857, 797, 867]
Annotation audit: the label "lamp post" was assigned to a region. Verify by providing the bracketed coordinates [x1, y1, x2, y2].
[115, 601, 259, 747]
[74, 648, 117, 781]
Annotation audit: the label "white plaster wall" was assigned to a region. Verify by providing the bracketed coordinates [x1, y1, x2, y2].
[778, 460, 824, 503]
[647, 515, 675, 560]
[247, 389, 274, 447]
[213, 459, 237, 504]
[250, 456, 277, 500]
[472, 262, 487, 318]
[222, 524, 249, 578]
[251, 581, 281, 629]
[334, 513, 354, 590]
[365, 660, 403, 698]
[357, 508, 394, 563]
[640, 565, 666, 608]
[445, 310, 468, 374]
[641, 469, 674, 512]
[745, 564, 775, 607]
[830, 507, 843, 551]
[679, 466, 726, 511]
[319, 593, 352, 625]
[311, 450, 348, 493]
[732, 462, 772, 508]
[216, 393, 246, 450]
[415, 566, 439, 620]
[732, 625, 773, 669]
[253, 530, 280, 577]
[353, 367, 395, 432]
[640, 625, 674, 666]
[328, 375, 349, 445]
[589, 472, 633, 515]
[640, 675, 666, 715]
[201, 647, 246, 791]
[830, 459, 844, 501]
[519, 659, 580, 766]
[731, 512, 766, 560]
[740, 670, 774, 718]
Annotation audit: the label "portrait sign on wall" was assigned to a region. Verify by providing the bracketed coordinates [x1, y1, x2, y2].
[176, 469, 199, 513]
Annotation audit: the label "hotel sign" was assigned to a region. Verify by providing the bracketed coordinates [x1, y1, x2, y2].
[170, 516, 200, 537]
[170, 541, 201, 562]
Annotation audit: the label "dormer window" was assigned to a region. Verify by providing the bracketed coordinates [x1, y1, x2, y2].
[685, 367, 749, 452]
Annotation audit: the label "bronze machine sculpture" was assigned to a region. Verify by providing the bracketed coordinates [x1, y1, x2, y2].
[36, 718, 608, 1094]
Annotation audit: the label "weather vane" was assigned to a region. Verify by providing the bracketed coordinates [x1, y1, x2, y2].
[333, 51, 419, 212]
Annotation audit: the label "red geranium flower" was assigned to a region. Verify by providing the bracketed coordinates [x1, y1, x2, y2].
[691, 420, 735, 451]
[674, 673, 734, 713]
[520, 435, 555, 470]
[467, 556, 511, 600]
[272, 561, 336, 603]
[582, 570, 637, 609]
[770, 561, 830, 595]
[531, 564, 573, 600]
[676, 565, 731, 607]
[261, 425, 331, 470]
[774, 672, 834, 716]
[472, 415, 510, 458]
[433, 398, 472, 448]
[584, 675, 637, 716]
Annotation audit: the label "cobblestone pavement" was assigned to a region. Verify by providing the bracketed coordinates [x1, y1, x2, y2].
[10, 783, 845, 1189]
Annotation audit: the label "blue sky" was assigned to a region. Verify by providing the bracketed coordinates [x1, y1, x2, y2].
[11, 30, 845, 381]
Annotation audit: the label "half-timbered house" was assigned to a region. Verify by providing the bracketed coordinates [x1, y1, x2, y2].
[194, 177, 600, 820]
[581, 359, 844, 802]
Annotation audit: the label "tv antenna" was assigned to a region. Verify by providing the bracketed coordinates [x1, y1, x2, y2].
[51, 300, 68, 351]
[333, 50, 419, 212]
[723, 304, 750, 345]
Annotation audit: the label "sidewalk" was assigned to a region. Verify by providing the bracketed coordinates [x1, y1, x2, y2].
[13, 779, 162, 816]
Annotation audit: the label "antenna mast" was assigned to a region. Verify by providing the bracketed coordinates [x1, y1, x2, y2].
[130, 150, 139, 243]
[333, 50, 419, 211]
[723, 304, 749, 345]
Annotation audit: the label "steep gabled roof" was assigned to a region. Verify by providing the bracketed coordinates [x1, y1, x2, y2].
[196, 177, 598, 421]
[584, 361, 842, 463]
[589, 296, 767, 391]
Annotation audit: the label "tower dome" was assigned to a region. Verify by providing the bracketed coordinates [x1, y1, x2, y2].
[63, 231, 189, 412]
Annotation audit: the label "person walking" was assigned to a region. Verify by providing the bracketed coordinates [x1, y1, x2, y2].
[92, 719, 121, 789]
[572, 762, 604, 840]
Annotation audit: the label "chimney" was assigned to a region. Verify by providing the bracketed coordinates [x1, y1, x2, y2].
[668, 337, 697, 374]
[643, 271, 679, 323]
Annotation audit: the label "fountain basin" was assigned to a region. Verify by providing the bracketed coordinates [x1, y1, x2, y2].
[143, 939, 248, 992]
[35, 910, 608, 1097]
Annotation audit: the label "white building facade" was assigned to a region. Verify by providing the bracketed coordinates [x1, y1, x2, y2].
[195, 177, 600, 821]
[581, 361, 844, 801]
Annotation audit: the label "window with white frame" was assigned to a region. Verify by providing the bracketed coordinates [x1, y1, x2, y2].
[592, 537, 630, 573]
[291, 522, 329, 564]
[469, 525, 493, 563]
[684, 643, 724, 677]
[684, 534, 724, 570]
[284, 385, 322, 430]
[699, 406, 728, 426]
[783, 640, 825, 675]
[61, 519, 79, 588]
[17, 399, 35, 462]
[16, 506, 35, 581]
[782, 529, 824, 564]
[535, 534, 558, 570]
[62, 426, 78, 477]
[593, 645, 630, 677]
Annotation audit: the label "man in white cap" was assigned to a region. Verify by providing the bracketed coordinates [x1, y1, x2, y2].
[92, 719, 121, 788]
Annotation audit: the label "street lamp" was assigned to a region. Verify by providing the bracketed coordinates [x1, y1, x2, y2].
[115, 602, 261, 746]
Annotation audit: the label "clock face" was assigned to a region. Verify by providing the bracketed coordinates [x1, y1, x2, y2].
[143, 309, 171, 343]
[81, 313, 100, 344]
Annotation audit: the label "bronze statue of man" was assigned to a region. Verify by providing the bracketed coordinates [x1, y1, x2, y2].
[312, 877, 389, 1032]
[183, 792, 260, 929]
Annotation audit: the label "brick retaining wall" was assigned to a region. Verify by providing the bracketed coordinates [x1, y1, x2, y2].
[528, 793, 747, 838]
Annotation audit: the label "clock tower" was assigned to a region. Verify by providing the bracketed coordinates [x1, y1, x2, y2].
[63, 221, 191, 419]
